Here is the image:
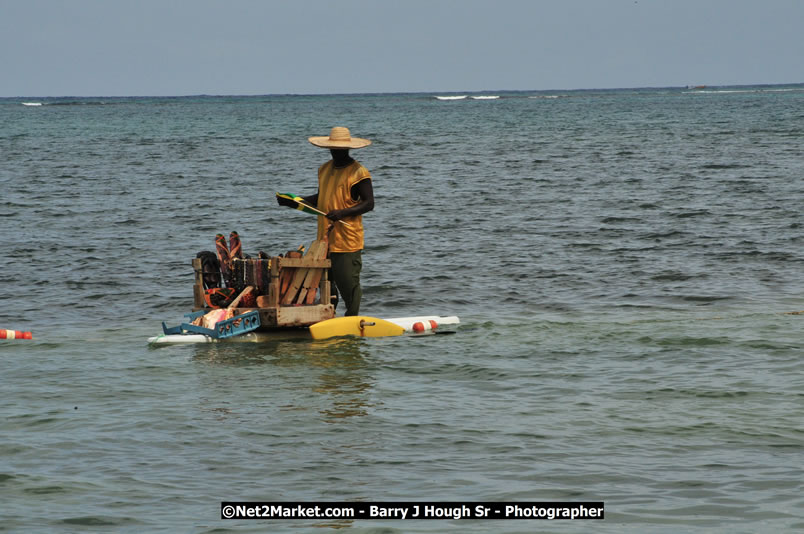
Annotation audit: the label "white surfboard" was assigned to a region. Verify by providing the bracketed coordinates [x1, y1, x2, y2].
[386, 316, 460, 335]
[148, 333, 259, 345]
[147, 331, 309, 345]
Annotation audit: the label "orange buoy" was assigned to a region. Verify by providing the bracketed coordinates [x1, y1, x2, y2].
[0, 329, 33, 340]
[412, 320, 438, 334]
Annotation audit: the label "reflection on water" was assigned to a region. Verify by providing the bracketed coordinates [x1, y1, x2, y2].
[297, 338, 376, 423]
[191, 337, 375, 423]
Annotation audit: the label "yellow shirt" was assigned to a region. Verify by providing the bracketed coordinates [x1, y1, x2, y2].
[316, 160, 371, 252]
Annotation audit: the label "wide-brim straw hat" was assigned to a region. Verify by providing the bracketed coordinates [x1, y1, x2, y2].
[308, 127, 372, 149]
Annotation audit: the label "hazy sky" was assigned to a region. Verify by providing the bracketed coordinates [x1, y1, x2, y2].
[2, 0, 802, 96]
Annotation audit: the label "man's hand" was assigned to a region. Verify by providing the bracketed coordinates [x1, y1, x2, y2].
[325, 209, 348, 221]
[276, 195, 299, 208]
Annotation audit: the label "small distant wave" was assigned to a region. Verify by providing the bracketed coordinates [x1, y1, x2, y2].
[48, 100, 112, 106]
[651, 271, 702, 282]
[435, 95, 467, 101]
[600, 216, 642, 224]
[19, 100, 117, 106]
[672, 210, 711, 219]
[684, 89, 754, 95]
[700, 163, 749, 170]
[683, 87, 804, 95]
[471, 95, 499, 100]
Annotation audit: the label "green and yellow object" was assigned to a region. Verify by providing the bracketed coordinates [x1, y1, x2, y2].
[276, 192, 321, 215]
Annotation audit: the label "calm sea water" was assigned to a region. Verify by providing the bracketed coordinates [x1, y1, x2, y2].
[1, 86, 803, 533]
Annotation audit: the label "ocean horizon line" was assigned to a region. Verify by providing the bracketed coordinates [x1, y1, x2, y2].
[3, 81, 804, 100]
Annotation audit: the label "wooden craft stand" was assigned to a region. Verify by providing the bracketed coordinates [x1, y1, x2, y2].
[192, 239, 335, 328]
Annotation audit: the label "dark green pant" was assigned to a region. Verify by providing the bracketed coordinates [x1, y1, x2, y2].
[329, 251, 363, 316]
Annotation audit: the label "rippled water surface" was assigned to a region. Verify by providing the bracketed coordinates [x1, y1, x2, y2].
[2, 87, 803, 533]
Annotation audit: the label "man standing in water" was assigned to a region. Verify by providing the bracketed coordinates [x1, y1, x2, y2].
[276, 127, 374, 316]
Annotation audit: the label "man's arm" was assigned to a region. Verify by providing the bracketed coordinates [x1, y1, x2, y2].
[325, 179, 374, 221]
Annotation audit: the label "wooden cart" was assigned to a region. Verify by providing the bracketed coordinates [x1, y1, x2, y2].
[191, 239, 335, 329]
